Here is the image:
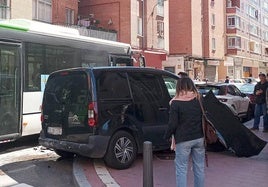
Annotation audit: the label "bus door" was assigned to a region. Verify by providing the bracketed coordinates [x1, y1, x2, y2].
[0, 42, 22, 141]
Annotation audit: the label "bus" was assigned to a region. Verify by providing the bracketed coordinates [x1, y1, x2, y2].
[0, 19, 133, 142]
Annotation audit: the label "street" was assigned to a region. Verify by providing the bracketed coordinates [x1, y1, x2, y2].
[0, 120, 267, 187]
[0, 136, 74, 187]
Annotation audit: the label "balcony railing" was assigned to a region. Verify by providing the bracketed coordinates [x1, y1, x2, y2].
[58, 24, 118, 41]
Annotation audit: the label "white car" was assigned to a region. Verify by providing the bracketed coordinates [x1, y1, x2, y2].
[165, 81, 176, 97]
[196, 83, 250, 120]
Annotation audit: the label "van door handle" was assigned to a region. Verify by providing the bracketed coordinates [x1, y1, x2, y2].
[159, 107, 168, 111]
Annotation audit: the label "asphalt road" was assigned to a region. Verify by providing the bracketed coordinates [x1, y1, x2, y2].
[0, 135, 75, 187]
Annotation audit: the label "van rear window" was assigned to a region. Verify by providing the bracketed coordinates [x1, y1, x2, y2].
[44, 72, 89, 104]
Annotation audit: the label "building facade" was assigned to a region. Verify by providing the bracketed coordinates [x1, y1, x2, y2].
[225, 0, 268, 79]
[78, 0, 168, 69]
[2, 0, 268, 81]
[163, 0, 226, 81]
[1, 0, 77, 26]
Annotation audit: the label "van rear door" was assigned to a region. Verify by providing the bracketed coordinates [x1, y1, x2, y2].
[42, 70, 92, 143]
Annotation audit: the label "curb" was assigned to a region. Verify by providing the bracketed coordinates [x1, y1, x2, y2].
[73, 156, 92, 187]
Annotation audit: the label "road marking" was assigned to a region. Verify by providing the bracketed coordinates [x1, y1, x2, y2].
[93, 159, 120, 187]
[0, 169, 18, 187]
[6, 164, 36, 174]
[0, 146, 56, 187]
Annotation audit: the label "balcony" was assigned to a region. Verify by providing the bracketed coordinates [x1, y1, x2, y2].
[62, 24, 117, 41]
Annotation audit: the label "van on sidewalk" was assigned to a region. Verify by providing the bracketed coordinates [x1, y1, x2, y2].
[39, 67, 179, 169]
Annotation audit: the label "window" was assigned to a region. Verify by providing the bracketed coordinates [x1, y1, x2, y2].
[212, 38, 216, 51]
[248, 24, 259, 36]
[97, 72, 130, 100]
[66, 8, 74, 25]
[128, 72, 164, 122]
[264, 31, 268, 41]
[248, 41, 260, 53]
[264, 17, 268, 26]
[32, 0, 52, 23]
[227, 0, 232, 7]
[264, 2, 268, 11]
[228, 37, 241, 48]
[227, 66, 234, 77]
[157, 0, 164, 16]
[265, 48, 268, 55]
[25, 42, 81, 91]
[157, 21, 164, 38]
[247, 5, 258, 19]
[211, 14, 215, 27]
[138, 17, 143, 36]
[227, 16, 240, 28]
[164, 66, 175, 73]
[0, 0, 10, 19]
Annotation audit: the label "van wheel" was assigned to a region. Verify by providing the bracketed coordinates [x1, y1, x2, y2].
[54, 149, 74, 158]
[104, 131, 137, 170]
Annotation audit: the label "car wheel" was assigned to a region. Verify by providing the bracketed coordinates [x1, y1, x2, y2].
[54, 149, 74, 158]
[245, 105, 254, 121]
[104, 131, 137, 170]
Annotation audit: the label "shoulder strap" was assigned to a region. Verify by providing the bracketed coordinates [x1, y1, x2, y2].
[197, 95, 209, 167]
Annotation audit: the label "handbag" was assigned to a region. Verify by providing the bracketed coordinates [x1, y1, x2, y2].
[202, 115, 218, 144]
[198, 96, 218, 145]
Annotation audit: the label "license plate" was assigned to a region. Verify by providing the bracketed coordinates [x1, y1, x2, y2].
[47, 127, 62, 135]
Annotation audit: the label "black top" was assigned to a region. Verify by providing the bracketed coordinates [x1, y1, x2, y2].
[164, 98, 203, 143]
[254, 81, 268, 104]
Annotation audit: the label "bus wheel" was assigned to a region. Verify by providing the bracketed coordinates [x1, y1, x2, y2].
[104, 131, 137, 170]
[54, 149, 74, 158]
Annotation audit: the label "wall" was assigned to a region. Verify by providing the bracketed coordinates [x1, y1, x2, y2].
[191, 0, 202, 57]
[169, 0, 192, 55]
[11, 0, 32, 19]
[52, 0, 78, 25]
[78, 0, 131, 43]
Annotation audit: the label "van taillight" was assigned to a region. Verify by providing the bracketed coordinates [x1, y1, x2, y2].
[88, 102, 97, 127]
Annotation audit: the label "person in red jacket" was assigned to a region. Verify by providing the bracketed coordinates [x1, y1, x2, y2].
[164, 77, 205, 187]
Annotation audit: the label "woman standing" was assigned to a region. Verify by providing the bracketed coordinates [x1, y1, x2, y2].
[164, 77, 205, 187]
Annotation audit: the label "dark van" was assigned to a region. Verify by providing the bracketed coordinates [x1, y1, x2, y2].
[39, 67, 178, 169]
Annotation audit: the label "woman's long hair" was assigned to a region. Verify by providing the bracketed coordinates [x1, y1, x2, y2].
[176, 77, 199, 97]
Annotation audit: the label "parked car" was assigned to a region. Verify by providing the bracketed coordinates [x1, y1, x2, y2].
[238, 83, 256, 119]
[195, 83, 250, 120]
[228, 79, 247, 90]
[165, 81, 176, 97]
[242, 77, 259, 84]
[39, 67, 179, 169]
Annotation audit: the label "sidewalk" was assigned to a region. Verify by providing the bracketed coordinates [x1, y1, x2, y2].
[73, 119, 268, 187]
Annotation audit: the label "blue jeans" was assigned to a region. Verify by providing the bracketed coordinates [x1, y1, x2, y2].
[253, 103, 268, 129]
[174, 138, 205, 187]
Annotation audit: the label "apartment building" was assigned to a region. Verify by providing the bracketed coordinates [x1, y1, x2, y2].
[225, 0, 268, 79]
[163, 0, 226, 81]
[1, 0, 77, 26]
[78, 0, 168, 69]
[3, 0, 267, 81]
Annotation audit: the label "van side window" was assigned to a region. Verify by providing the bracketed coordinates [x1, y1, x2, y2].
[97, 72, 130, 100]
[128, 72, 163, 122]
[163, 76, 177, 97]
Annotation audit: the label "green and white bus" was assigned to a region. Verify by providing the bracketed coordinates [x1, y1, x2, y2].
[0, 19, 132, 142]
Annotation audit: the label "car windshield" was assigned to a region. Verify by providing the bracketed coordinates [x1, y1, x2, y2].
[239, 84, 255, 93]
[197, 86, 221, 95]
